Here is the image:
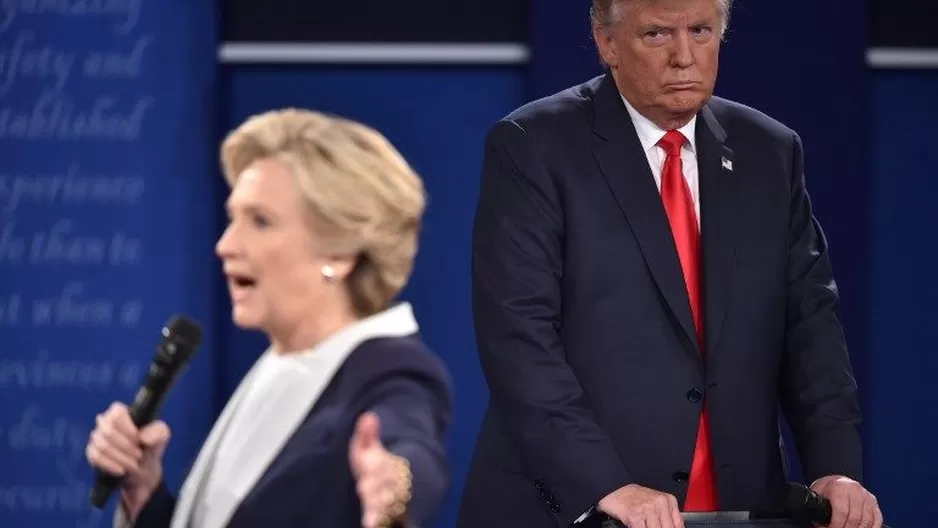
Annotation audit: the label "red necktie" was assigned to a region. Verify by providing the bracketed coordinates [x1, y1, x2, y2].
[657, 130, 718, 511]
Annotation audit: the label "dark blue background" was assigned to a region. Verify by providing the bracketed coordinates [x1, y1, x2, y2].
[221, 0, 529, 42]
[0, 2, 220, 527]
[868, 0, 938, 47]
[0, 1, 933, 527]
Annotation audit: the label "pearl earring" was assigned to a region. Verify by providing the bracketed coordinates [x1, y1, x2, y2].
[321, 265, 335, 281]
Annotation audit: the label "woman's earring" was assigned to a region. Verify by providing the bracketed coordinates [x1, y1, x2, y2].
[321, 265, 336, 281]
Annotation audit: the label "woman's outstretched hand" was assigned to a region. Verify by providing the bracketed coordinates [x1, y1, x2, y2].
[349, 412, 413, 528]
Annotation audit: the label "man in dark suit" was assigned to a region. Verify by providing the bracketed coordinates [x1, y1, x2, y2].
[459, 1, 882, 527]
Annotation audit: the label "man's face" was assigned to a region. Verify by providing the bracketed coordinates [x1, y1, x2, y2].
[594, 0, 722, 129]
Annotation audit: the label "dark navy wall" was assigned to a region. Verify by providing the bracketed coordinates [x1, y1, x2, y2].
[868, 70, 938, 527]
[0, 0, 928, 526]
[222, 0, 528, 42]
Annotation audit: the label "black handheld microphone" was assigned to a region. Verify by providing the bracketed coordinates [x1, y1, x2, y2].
[783, 482, 832, 524]
[783, 482, 891, 528]
[89, 315, 203, 509]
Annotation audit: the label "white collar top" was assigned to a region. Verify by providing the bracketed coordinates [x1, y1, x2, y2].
[166, 303, 419, 528]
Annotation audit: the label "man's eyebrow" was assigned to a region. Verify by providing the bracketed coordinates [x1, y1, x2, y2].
[637, 22, 672, 32]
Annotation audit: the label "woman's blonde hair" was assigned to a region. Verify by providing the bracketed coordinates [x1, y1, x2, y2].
[220, 108, 426, 316]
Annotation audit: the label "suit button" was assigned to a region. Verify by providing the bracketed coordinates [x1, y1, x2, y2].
[673, 471, 689, 483]
[686, 388, 704, 402]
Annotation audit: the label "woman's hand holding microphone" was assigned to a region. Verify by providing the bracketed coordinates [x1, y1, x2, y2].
[88, 403, 412, 527]
[85, 402, 171, 519]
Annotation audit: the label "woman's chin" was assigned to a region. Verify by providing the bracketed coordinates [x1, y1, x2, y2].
[231, 306, 262, 329]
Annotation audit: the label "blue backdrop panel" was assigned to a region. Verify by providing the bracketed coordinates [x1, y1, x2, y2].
[868, 70, 938, 528]
[529, 1, 601, 100]
[530, 0, 870, 497]
[218, 65, 526, 528]
[0, 2, 218, 527]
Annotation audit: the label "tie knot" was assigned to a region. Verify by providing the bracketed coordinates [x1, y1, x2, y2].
[658, 130, 686, 156]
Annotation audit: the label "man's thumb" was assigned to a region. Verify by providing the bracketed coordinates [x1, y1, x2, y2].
[352, 412, 381, 452]
[139, 421, 171, 456]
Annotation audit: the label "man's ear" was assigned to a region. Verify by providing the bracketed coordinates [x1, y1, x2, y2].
[592, 24, 618, 68]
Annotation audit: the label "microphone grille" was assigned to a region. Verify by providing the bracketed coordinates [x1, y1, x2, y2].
[163, 315, 203, 348]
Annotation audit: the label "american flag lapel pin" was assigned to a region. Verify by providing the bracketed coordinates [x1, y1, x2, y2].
[721, 157, 733, 171]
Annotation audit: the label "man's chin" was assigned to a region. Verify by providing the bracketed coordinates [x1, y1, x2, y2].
[664, 93, 709, 116]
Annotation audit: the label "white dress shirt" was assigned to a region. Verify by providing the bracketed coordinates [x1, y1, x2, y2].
[190, 351, 297, 528]
[621, 95, 701, 226]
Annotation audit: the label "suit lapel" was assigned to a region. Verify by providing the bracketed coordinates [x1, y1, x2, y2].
[209, 350, 355, 527]
[696, 105, 737, 357]
[170, 303, 420, 528]
[170, 360, 264, 528]
[590, 74, 700, 359]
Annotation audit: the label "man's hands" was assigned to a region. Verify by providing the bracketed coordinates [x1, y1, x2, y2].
[811, 476, 882, 528]
[594, 477, 883, 528]
[598, 484, 685, 528]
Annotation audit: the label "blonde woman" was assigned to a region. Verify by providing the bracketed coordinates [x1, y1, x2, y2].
[85, 109, 452, 528]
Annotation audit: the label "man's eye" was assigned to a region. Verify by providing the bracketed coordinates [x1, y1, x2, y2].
[251, 214, 270, 228]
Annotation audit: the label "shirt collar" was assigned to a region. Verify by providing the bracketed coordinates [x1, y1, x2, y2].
[285, 302, 419, 361]
[620, 94, 697, 154]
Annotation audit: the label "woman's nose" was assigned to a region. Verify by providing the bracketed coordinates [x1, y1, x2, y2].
[215, 225, 237, 259]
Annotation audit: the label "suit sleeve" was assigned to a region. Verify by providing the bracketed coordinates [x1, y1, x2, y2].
[779, 132, 864, 484]
[113, 481, 176, 528]
[367, 368, 452, 526]
[471, 120, 631, 524]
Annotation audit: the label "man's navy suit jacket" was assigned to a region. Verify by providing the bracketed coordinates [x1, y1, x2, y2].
[459, 74, 863, 527]
[131, 335, 452, 528]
